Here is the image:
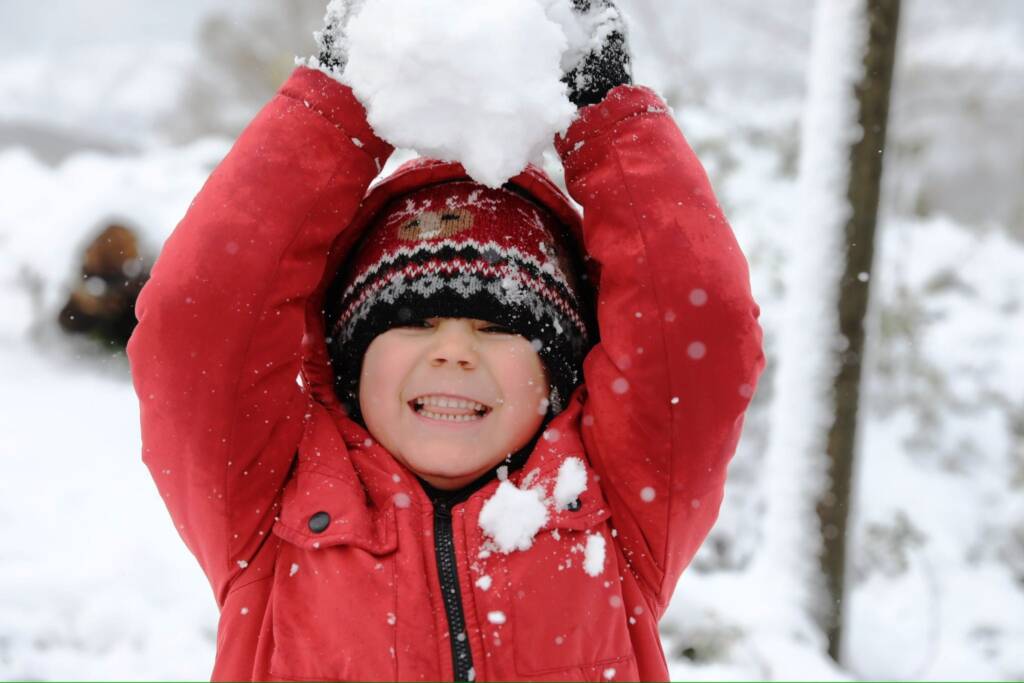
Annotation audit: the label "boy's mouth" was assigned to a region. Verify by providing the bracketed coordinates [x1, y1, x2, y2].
[408, 394, 492, 423]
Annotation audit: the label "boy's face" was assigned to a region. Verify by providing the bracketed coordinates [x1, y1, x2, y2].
[359, 317, 550, 491]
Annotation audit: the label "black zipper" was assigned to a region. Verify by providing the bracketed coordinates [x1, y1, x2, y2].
[434, 499, 474, 682]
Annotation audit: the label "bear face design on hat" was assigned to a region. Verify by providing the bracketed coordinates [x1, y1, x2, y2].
[397, 208, 475, 241]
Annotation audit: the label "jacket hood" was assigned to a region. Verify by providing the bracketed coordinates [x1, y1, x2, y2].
[299, 158, 595, 413]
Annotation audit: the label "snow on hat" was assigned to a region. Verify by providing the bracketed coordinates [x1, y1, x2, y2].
[329, 181, 591, 418]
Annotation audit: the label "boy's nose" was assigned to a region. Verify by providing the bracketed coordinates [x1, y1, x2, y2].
[429, 319, 478, 369]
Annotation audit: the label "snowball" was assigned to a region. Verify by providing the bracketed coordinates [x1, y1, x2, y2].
[487, 610, 507, 624]
[343, 0, 578, 187]
[603, 667, 617, 679]
[479, 480, 549, 553]
[639, 486, 656, 503]
[475, 575, 493, 591]
[583, 533, 606, 577]
[689, 288, 708, 306]
[611, 377, 630, 394]
[236, 560, 248, 569]
[687, 341, 707, 359]
[553, 457, 588, 510]
[393, 492, 411, 508]
[289, 562, 300, 577]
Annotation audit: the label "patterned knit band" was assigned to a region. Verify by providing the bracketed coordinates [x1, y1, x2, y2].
[329, 181, 591, 417]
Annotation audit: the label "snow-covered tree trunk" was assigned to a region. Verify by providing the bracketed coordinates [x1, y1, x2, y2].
[822, 0, 901, 662]
[752, 0, 869, 665]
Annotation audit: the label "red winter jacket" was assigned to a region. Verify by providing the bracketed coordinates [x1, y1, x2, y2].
[128, 67, 764, 682]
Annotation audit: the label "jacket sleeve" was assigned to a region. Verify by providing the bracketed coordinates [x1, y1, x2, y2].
[555, 86, 765, 614]
[127, 67, 392, 603]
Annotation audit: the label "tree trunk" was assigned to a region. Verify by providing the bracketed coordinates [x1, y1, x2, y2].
[818, 0, 901, 663]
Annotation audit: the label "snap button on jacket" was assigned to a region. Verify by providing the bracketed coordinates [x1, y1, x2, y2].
[307, 512, 330, 534]
[128, 67, 765, 682]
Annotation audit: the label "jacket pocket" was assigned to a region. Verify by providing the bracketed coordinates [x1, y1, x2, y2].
[268, 464, 400, 681]
[506, 503, 635, 677]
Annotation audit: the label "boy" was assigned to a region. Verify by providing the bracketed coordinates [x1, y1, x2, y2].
[128, 2, 764, 680]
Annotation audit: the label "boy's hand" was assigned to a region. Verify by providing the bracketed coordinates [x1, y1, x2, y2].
[314, 0, 366, 76]
[560, 0, 632, 108]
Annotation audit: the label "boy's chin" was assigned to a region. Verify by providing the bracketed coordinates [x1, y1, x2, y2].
[400, 450, 503, 489]
[418, 472, 484, 491]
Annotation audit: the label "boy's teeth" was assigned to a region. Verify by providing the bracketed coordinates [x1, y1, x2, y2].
[414, 395, 488, 411]
[418, 409, 483, 422]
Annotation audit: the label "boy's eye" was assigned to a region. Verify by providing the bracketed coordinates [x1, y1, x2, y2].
[397, 319, 433, 329]
[392, 319, 513, 334]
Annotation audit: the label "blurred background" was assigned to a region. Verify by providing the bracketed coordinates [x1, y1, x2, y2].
[0, 0, 1021, 679]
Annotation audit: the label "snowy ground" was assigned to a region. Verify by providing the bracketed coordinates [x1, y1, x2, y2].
[2, 1, 1023, 680]
[0, 147, 223, 679]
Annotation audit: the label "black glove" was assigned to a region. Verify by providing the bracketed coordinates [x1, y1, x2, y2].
[561, 0, 633, 108]
[313, 0, 363, 76]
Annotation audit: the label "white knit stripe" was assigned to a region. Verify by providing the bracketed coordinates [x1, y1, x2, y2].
[340, 238, 577, 303]
[335, 259, 586, 339]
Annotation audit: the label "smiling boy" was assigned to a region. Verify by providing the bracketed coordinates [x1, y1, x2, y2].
[331, 178, 591, 495]
[360, 316, 550, 490]
[129, 2, 764, 681]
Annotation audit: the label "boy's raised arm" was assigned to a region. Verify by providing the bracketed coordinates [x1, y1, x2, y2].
[128, 65, 391, 602]
[555, 86, 765, 613]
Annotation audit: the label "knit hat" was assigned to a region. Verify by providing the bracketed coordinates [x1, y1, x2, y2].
[327, 181, 592, 419]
